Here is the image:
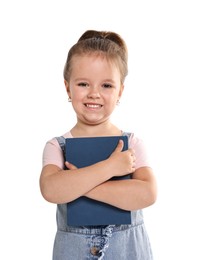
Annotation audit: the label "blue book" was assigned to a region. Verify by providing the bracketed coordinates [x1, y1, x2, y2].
[65, 135, 132, 226]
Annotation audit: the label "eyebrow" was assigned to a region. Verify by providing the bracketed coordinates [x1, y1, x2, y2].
[74, 78, 116, 83]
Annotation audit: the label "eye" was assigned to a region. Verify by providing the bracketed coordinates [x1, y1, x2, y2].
[78, 82, 89, 87]
[102, 83, 113, 88]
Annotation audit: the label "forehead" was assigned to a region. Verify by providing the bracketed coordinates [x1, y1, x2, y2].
[73, 52, 112, 63]
[71, 53, 120, 72]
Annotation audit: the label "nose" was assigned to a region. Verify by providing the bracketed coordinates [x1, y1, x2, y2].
[87, 86, 100, 99]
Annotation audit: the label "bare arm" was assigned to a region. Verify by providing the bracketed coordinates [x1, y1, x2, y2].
[40, 140, 135, 204]
[85, 167, 157, 211]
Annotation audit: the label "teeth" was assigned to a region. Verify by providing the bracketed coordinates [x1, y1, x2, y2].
[86, 104, 101, 108]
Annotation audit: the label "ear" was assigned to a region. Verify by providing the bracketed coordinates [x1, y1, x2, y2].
[64, 80, 71, 98]
[118, 84, 124, 99]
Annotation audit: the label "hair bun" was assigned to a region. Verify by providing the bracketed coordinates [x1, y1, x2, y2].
[78, 30, 127, 52]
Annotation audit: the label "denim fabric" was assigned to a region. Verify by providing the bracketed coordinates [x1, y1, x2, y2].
[53, 134, 153, 259]
[53, 206, 153, 260]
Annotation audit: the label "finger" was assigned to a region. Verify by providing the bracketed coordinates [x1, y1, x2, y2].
[131, 166, 136, 173]
[131, 152, 136, 162]
[113, 139, 124, 153]
[129, 148, 135, 156]
[65, 161, 78, 170]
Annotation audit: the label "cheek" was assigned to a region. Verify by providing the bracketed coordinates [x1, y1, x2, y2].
[71, 90, 84, 100]
[105, 96, 118, 108]
[105, 92, 120, 103]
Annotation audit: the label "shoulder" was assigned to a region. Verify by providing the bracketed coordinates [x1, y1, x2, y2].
[45, 131, 72, 146]
[123, 131, 143, 147]
[42, 131, 72, 168]
[128, 132, 147, 153]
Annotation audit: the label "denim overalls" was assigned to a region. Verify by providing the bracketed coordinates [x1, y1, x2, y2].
[53, 135, 153, 260]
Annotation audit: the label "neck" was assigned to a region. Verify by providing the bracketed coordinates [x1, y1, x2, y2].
[70, 121, 122, 137]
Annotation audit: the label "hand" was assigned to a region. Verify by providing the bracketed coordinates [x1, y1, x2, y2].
[65, 161, 78, 170]
[108, 140, 136, 177]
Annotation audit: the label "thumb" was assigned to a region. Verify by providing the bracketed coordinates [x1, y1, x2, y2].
[113, 139, 124, 153]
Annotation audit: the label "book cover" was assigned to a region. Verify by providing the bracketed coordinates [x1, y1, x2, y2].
[65, 135, 132, 226]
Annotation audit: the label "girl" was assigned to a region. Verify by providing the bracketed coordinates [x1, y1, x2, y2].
[40, 30, 157, 260]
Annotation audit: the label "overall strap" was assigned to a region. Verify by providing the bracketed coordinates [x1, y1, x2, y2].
[56, 136, 66, 159]
[122, 132, 132, 138]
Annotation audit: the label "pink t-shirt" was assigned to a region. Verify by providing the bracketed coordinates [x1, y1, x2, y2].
[42, 131, 150, 170]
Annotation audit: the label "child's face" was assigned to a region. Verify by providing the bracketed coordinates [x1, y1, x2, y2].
[65, 54, 124, 126]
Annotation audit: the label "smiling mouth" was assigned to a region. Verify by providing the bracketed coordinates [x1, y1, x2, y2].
[85, 104, 103, 108]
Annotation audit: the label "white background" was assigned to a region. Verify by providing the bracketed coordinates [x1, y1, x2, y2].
[0, 0, 202, 259]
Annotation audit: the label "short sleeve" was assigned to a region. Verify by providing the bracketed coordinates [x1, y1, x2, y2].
[128, 133, 151, 170]
[42, 138, 65, 169]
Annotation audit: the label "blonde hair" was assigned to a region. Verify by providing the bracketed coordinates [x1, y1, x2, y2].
[63, 30, 128, 84]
